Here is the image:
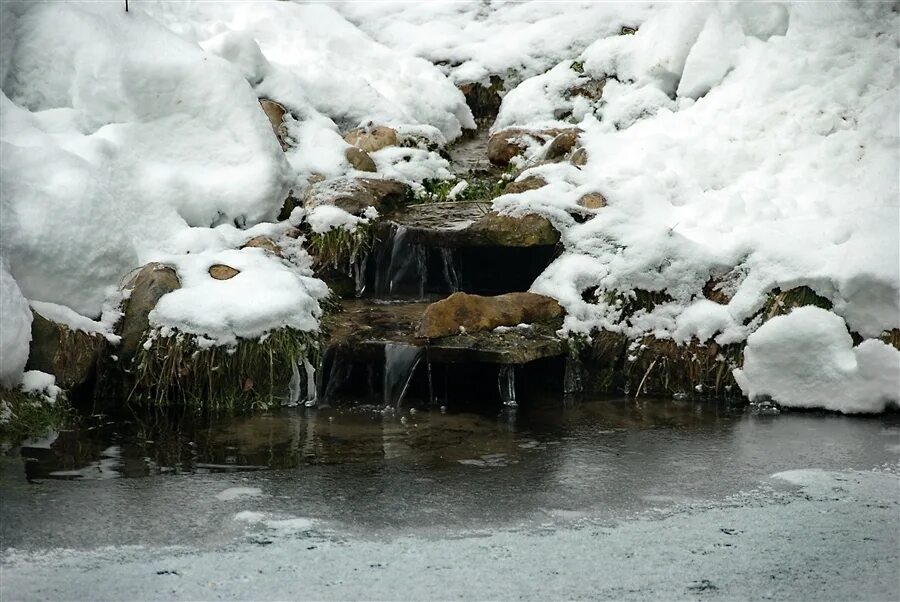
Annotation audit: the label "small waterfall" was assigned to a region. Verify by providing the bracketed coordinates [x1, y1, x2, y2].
[384, 343, 422, 408]
[563, 356, 584, 395]
[374, 225, 427, 298]
[498, 365, 517, 407]
[322, 350, 352, 406]
[439, 248, 460, 293]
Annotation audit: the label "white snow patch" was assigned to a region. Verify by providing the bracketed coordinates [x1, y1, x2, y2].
[734, 307, 900, 414]
[0, 258, 32, 388]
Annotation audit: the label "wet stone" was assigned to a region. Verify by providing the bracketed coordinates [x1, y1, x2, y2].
[387, 202, 559, 248]
[119, 263, 180, 357]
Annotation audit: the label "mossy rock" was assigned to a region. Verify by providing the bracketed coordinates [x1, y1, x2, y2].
[26, 312, 106, 391]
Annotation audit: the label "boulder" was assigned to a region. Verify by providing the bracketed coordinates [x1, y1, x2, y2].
[417, 292, 564, 339]
[459, 75, 504, 122]
[544, 131, 579, 161]
[344, 125, 398, 153]
[209, 264, 240, 280]
[345, 147, 377, 172]
[503, 175, 547, 195]
[469, 212, 559, 247]
[578, 192, 607, 209]
[26, 312, 106, 390]
[259, 99, 289, 150]
[119, 263, 180, 356]
[306, 176, 411, 216]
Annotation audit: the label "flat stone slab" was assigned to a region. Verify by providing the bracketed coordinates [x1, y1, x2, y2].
[384, 201, 559, 248]
[325, 299, 565, 364]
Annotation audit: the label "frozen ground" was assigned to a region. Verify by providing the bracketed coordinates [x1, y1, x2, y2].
[1, 400, 898, 600]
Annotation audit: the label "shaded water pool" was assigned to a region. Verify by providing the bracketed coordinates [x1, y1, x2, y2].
[2, 397, 898, 551]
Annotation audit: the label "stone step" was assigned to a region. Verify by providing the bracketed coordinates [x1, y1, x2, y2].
[325, 298, 566, 365]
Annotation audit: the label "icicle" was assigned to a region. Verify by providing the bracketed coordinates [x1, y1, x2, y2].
[498, 365, 517, 407]
[287, 360, 302, 406]
[384, 343, 422, 408]
[303, 357, 317, 407]
[440, 248, 460, 292]
[352, 251, 368, 297]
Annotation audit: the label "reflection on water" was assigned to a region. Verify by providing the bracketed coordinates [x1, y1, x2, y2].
[11, 397, 897, 483]
[2, 396, 898, 550]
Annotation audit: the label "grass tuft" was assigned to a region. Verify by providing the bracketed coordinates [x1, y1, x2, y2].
[0, 387, 72, 443]
[130, 328, 320, 412]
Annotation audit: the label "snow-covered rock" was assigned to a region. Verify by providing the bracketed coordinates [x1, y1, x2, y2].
[0, 259, 32, 388]
[734, 307, 900, 414]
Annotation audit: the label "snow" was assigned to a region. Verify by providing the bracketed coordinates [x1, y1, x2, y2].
[0, 259, 31, 388]
[149, 248, 328, 347]
[30, 300, 120, 343]
[513, 3, 899, 351]
[144, 2, 473, 140]
[0, 1, 897, 409]
[1, 1, 291, 319]
[333, 2, 657, 87]
[20, 370, 61, 402]
[734, 307, 900, 414]
[305, 205, 376, 235]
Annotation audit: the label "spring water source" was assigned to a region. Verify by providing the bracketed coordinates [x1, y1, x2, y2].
[384, 343, 423, 407]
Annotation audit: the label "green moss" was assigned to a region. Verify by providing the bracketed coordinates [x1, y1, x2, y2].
[130, 328, 321, 411]
[415, 176, 509, 204]
[0, 387, 72, 443]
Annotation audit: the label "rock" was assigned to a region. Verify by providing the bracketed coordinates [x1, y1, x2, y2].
[242, 236, 282, 257]
[26, 312, 106, 391]
[392, 203, 559, 248]
[565, 77, 606, 102]
[119, 263, 180, 356]
[417, 292, 564, 339]
[344, 125, 398, 153]
[468, 212, 559, 247]
[209, 264, 240, 280]
[488, 127, 581, 167]
[578, 192, 607, 209]
[306, 176, 411, 216]
[344, 146, 377, 172]
[459, 75, 504, 123]
[570, 147, 588, 167]
[544, 131, 579, 161]
[503, 175, 547, 195]
[259, 99, 289, 150]
[487, 128, 528, 167]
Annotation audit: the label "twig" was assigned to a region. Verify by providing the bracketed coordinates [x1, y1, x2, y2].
[635, 358, 657, 399]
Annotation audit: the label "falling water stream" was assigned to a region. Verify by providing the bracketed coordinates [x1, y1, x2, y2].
[384, 343, 423, 407]
[498, 365, 517, 407]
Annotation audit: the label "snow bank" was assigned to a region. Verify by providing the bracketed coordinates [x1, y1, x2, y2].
[1, 1, 291, 317]
[508, 3, 898, 348]
[333, 2, 656, 86]
[144, 2, 473, 141]
[734, 307, 899, 414]
[0, 259, 31, 388]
